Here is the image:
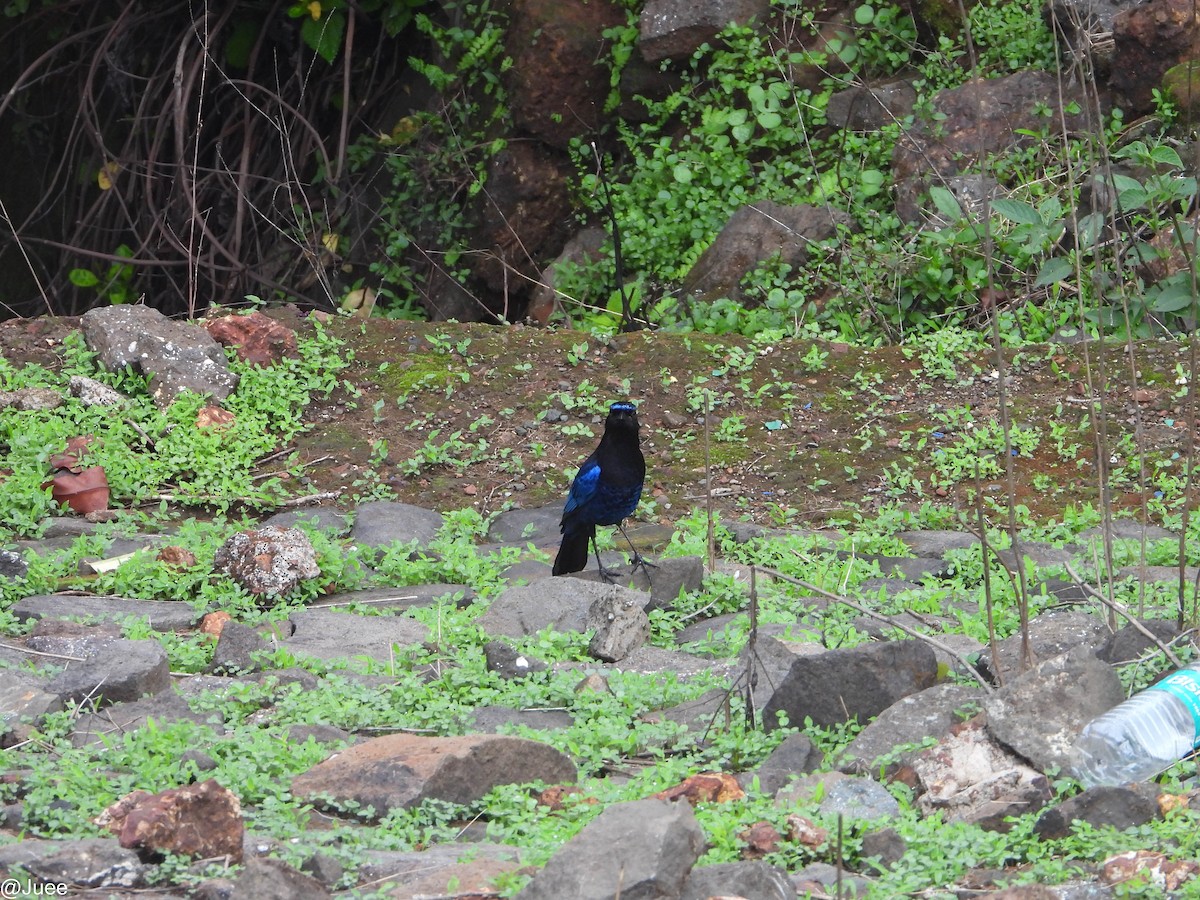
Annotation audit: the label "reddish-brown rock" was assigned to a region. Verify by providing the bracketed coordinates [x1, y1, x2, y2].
[292, 733, 577, 820]
[96, 779, 244, 862]
[206, 310, 298, 366]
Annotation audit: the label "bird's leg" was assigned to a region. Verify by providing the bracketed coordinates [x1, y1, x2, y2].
[592, 534, 621, 584]
[617, 523, 657, 583]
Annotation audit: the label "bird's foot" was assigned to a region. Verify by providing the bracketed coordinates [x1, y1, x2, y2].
[629, 553, 658, 580]
[597, 563, 623, 585]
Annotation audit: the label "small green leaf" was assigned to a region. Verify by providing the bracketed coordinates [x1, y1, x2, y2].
[672, 164, 693, 184]
[756, 110, 782, 130]
[69, 269, 99, 288]
[855, 3, 875, 23]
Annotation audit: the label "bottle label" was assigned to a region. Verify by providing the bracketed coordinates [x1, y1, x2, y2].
[1149, 668, 1200, 747]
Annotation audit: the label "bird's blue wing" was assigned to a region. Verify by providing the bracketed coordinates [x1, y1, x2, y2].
[563, 459, 601, 517]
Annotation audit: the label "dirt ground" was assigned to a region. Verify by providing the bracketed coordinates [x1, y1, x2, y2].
[1, 312, 1193, 530]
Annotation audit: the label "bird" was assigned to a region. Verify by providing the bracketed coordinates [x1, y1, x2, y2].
[552, 400, 648, 580]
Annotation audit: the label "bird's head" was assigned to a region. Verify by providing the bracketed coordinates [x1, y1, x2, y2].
[606, 401, 639, 433]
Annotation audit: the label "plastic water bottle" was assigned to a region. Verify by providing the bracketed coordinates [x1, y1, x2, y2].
[1071, 665, 1200, 788]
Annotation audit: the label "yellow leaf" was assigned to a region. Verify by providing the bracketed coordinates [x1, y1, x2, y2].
[321, 232, 340, 254]
[97, 161, 120, 191]
[340, 287, 377, 318]
[306, 0, 321, 20]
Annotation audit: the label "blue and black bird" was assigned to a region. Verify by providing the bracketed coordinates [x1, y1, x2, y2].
[552, 401, 647, 579]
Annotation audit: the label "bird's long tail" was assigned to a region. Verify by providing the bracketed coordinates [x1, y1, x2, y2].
[552, 524, 595, 576]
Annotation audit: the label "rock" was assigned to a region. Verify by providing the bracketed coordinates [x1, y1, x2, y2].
[654, 772, 745, 805]
[515, 798, 705, 899]
[213, 525, 320, 597]
[212, 857, 331, 899]
[350, 501, 445, 550]
[1033, 783, 1161, 840]
[356, 842, 522, 891]
[45, 639, 170, 707]
[680, 201, 854, 306]
[1098, 619, 1181, 663]
[585, 588, 651, 661]
[0, 669, 63, 728]
[208, 620, 270, 675]
[472, 704, 573, 733]
[984, 648, 1126, 772]
[487, 503, 562, 543]
[479, 578, 639, 637]
[912, 720, 1052, 830]
[777, 772, 900, 821]
[68, 374, 127, 406]
[681, 860, 794, 900]
[71, 689, 212, 748]
[642, 555, 706, 611]
[12, 593, 198, 631]
[0, 386, 63, 410]
[745, 732, 824, 795]
[97, 779, 244, 862]
[390, 855, 523, 899]
[1110, 0, 1200, 114]
[842, 682, 985, 774]
[791, 861, 874, 898]
[891, 72, 1089, 223]
[826, 81, 918, 131]
[310, 583, 475, 612]
[758, 638, 939, 731]
[527, 228, 608, 324]
[206, 310, 298, 366]
[292, 734, 577, 819]
[288, 723, 352, 746]
[638, 0, 771, 62]
[0, 837, 147, 888]
[1048, 0, 1141, 76]
[859, 827, 908, 871]
[0, 548, 28, 580]
[977, 608, 1110, 683]
[283, 609, 428, 666]
[80, 305, 239, 407]
[27, 619, 122, 659]
[260, 508, 351, 536]
[483, 640, 549, 679]
[505, 0, 626, 149]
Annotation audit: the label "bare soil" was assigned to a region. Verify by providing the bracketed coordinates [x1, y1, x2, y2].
[2, 312, 1192, 529]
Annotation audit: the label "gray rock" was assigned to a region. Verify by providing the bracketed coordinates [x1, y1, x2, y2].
[350, 501, 444, 550]
[70, 689, 212, 748]
[564, 644, 730, 680]
[483, 640, 548, 679]
[288, 723, 352, 746]
[1098, 619, 1181, 663]
[214, 525, 320, 598]
[818, 775, 901, 821]
[516, 798, 705, 900]
[0, 548, 27, 580]
[220, 857, 331, 899]
[45, 638, 170, 707]
[356, 842, 522, 889]
[0, 837, 147, 888]
[585, 589, 651, 662]
[1033, 783, 1161, 839]
[0, 668, 63, 726]
[746, 732, 824, 795]
[642, 555, 706, 611]
[26, 620, 122, 661]
[681, 860, 793, 900]
[842, 682, 985, 774]
[472, 704, 573, 733]
[859, 827, 908, 871]
[68, 374, 127, 407]
[478, 578, 617, 637]
[310, 584, 475, 612]
[81, 305, 238, 407]
[208, 621, 270, 675]
[985, 648, 1126, 773]
[978, 608, 1109, 683]
[638, 0, 770, 62]
[284, 609, 428, 666]
[487, 504, 561, 543]
[12, 593, 197, 631]
[758, 638, 939, 731]
[292, 733, 576, 819]
[260, 508, 351, 536]
[792, 862, 874, 898]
